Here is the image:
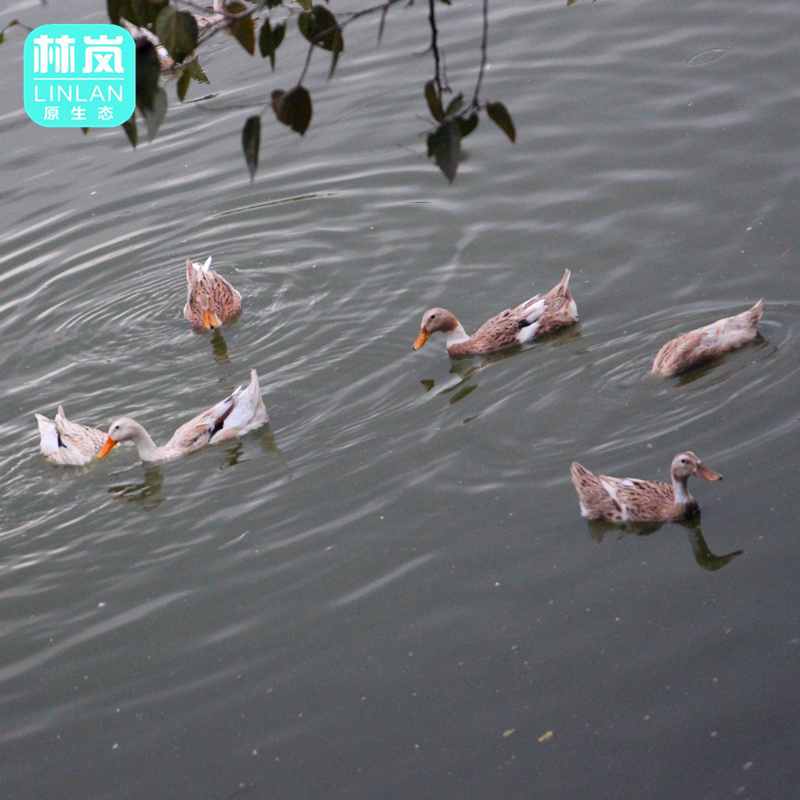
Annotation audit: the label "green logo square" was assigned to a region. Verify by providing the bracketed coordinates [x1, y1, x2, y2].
[24, 24, 136, 128]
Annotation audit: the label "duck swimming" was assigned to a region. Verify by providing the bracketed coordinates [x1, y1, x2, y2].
[570, 451, 722, 522]
[652, 299, 763, 376]
[98, 370, 268, 463]
[412, 269, 577, 356]
[184, 257, 243, 330]
[35, 406, 107, 466]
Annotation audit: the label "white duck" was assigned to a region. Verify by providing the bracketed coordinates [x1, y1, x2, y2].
[98, 370, 268, 462]
[35, 406, 107, 466]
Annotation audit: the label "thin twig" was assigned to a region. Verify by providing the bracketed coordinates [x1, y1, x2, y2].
[298, 0, 402, 85]
[471, 0, 489, 110]
[427, 0, 443, 101]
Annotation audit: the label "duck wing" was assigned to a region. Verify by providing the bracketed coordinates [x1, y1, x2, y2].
[467, 296, 546, 351]
[164, 372, 268, 453]
[599, 476, 674, 522]
[209, 370, 268, 442]
[165, 392, 238, 454]
[470, 269, 577, 349]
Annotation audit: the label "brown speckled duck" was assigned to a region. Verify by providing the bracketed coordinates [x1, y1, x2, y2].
[412, 269, 578, 356]
[184, 257, 242, 330]
[652, 299, 763, 376]
[35, 406, 107, 466]
[570, 452, 722, 522]
[98, 370, 268, 463]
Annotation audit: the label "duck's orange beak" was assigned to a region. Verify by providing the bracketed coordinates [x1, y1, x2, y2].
[413, 329, 430, 350]
[97, 437, 118, 459]
[203, 309, 220, 329]
[697, 463, 722, 481]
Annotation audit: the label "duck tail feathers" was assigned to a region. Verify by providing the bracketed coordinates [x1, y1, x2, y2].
[748, 298, 764, 326]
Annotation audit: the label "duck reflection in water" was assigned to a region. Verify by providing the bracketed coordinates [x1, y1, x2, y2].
[108, 465, 165, 510]
[210, 328, 230, 363]
[217, 426, 286, 471]
[585, 517, 743, 572]
[419, 322, 581, 405]
[106, 428, 288, 508]
[185, 316, 230, 362]
[420, 360, 481, 404]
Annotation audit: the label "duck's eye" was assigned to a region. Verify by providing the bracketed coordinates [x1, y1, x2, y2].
[428, 313, 437, 321]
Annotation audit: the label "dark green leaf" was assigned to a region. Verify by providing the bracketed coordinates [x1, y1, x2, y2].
[176, 67, 191, 101]
[185, 59, 209, 85]
[298, 6, 343, 56]
[122, 113, 138, 148]
[272, 86, 312, 135]
[328, 46, 341, 80]
[135, 41, 161, 112]
[141, 87, 167, 141]
[232, 20, 256, 56]
[242, 115, 261, 180]
[427, 119, 461, 183]
[424, 80, 443, 122]
[155, 7, 198, 64]
[445, 93, 463, 117]
[297, 0, 313, 10]
[486, 101, 516, 143]
[457, 112, 479, 139]
[122, 0, 168, 28]
[225, 1, 256, 55]
[259, 21, 285, 69]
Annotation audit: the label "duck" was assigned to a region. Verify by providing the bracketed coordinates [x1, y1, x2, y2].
[412, 269, 577, 356]
[98, 370, 268, 463]
[652, 299, 763, 376]
[570, 451, 722, 522]
[35, 406, 107, 466]
[183, 256, 243, 329]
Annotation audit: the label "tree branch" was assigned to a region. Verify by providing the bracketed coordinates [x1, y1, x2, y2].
[427, 0, 443, 101]
[297, 0, 402, 85]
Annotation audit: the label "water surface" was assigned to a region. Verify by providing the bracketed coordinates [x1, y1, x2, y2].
[1, 1, 799, 798]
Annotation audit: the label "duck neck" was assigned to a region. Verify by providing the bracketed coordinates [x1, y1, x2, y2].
[672, 474, 693, 506]
[444, 322, 471, 349]
[131, 426, 163, 462]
